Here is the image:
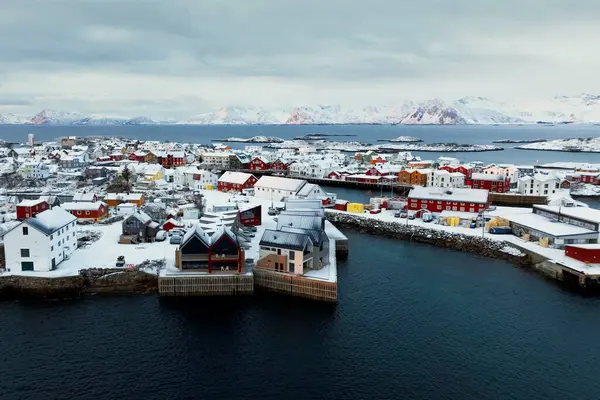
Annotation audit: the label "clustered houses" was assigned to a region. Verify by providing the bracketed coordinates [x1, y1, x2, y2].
[121, 210, 161, 243]
[172, 167, 219, 190]
[407, 187, 490, 213]
[175, 225, 245, 273]
[3, 207, 78, 272]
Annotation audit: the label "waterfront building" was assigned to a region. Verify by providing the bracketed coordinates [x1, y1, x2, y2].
[407, 187, 489, 213]
[564, 244, 600, 263]
[16, 199, 50, 220]
[248, 156, 271, 171]
[439, 164, 473, 178]
[2, 207, 77, 272]
[217, 171, 257, 192]
[253, 176, 307, 200]
[533, 205, 600, 231]
[175, 225, 245, 273]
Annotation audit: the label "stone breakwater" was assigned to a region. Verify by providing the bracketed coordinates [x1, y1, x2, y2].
[0, 269, 158, 300]
[325, 212, 532, 267]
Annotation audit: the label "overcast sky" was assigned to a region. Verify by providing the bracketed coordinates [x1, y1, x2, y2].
[0, 0, 598, 118]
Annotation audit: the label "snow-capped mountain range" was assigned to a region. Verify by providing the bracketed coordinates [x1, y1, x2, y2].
[2, 94, 600, 126]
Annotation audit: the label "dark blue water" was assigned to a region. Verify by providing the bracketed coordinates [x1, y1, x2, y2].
[2, 231, 600, 400]
[1, 124, 599, 164]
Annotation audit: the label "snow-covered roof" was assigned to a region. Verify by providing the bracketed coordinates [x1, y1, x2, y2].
[408, 187, 489, 204]
[259, 229, 311, 251]
[295, 183, 321, 197]
[181, 223, 213, 248]
[163, 218, 183, 227]
[471, 173, 506, 181]
[17, 199, 47, 207]
[346, 174, 382, 180]
[18, 207, 76, 236]
[105, 193, 144, 201]
[254, 176, 306, 192]
[218, 171, 255, 184]
[117, 202, 137, 208]
[534, 205, 600, 225]
[506, 212, 596, 237]
[72, 192, 97, 202]
[285, 199, 323, 210]
[61, 201, 107, 211]
[128, 210, 153, 225]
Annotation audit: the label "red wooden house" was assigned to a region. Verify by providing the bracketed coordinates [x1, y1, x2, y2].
[128, 151, 147, 162]
[162, 218, 185, 232]
[344, 174, 382, 184]
[327, 171, 343, 180]
[270, 159, 289, 171]
[407, 187, 489, 213]
[238, 205, 262, 226]
[217, 171, 257, 192]
[465, 173, 510, 193]
[158, 152, 186, 168]
[62, 201, 109, 221]
[249, 156, 270, 171]
[16, 199, 50, 220]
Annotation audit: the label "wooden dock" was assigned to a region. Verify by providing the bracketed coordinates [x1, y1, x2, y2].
[253, 268, 337, 303]
[158, 274, 254, 296]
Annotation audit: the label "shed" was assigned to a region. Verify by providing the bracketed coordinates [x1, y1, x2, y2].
[565, 244, 600, 264]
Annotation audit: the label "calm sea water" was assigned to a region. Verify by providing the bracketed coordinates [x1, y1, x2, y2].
[1, 123, 599, 164]
[2, 231, 600, 400]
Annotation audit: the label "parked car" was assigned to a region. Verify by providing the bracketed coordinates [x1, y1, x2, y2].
[155, 230, 167, 241]
[400, 212, 408, 218]
[394, 211, 402, 218]
[408, 214, 415, 220]
[170, 235, 183, 245]
[369, 209, 381, 214]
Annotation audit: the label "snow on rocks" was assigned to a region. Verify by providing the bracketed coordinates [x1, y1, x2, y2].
[266, 140, 503, 153]
[571, 184, 600, 197]
[388, 136, 423, 143]
[378, 143, 503, 152]
[215, 136, 284, 143]
[500, 246, 526, 257]
[517, 137, 600, 152]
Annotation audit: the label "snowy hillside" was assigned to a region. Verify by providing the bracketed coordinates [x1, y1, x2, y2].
[2, 94, 600, 125]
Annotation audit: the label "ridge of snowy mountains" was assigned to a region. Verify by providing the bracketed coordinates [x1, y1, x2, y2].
[2, 94, 600, 125]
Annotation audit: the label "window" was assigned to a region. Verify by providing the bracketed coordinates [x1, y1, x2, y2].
[86, 211, 90, 215]
[21, 249, 30, 257]
[289, 251, 295, 260]
[277, 248, 281, 255]
[51, 246, 54, 251]
[22, 227, 29, 235]
[289, 263, 295, 273]
[50, 234, 53, 240]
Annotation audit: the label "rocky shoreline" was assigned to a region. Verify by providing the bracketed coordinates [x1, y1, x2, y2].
[0, 269, 158, 300]
[325, 212, 532, 266]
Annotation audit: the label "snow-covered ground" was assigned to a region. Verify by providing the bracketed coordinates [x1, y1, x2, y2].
[388, 136, 423, 143]
[517, 137, 600, 152]
[215, 136, 284, 143]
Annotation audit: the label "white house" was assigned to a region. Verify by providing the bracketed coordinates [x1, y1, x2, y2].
[183, 169, 219, 190]
[428, 170, 465, 188]
[201, 152, 233, 167]
[2, 207, 78, 272]
[517, 174, 561, 196]
[253, 176, 307, 200]
[179, 204, 200, 220]
[116, 203, 138, 215]
[258, 229, 315, 274]
[19, 161, 51, 180]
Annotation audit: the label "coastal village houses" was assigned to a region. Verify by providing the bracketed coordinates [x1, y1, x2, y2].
[465, 173, 511, 193]
[61, 201, 109, 221]
[3, 207, 78, 272]
[16, 199, 50, 220]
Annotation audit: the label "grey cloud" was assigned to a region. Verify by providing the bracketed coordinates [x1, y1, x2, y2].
[0, 0, 599, 114]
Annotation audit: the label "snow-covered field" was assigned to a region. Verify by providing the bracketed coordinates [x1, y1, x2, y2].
[517, 137, 600, 152]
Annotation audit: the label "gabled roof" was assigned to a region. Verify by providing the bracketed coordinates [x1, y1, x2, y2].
[181, 224, 211, 248]
[277, 214, 323, 231]
[127, 210, 153, 225]
[17, 199, 47, 207]
[72, 192, 97, 201]
[259, 229, 311, 251]
[218, 171, 255, 184]
[8, 207, 76, 236]
[254, 176, 306, 192]
[280, 226, 324, 246]
[61, 201, 107, 211]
